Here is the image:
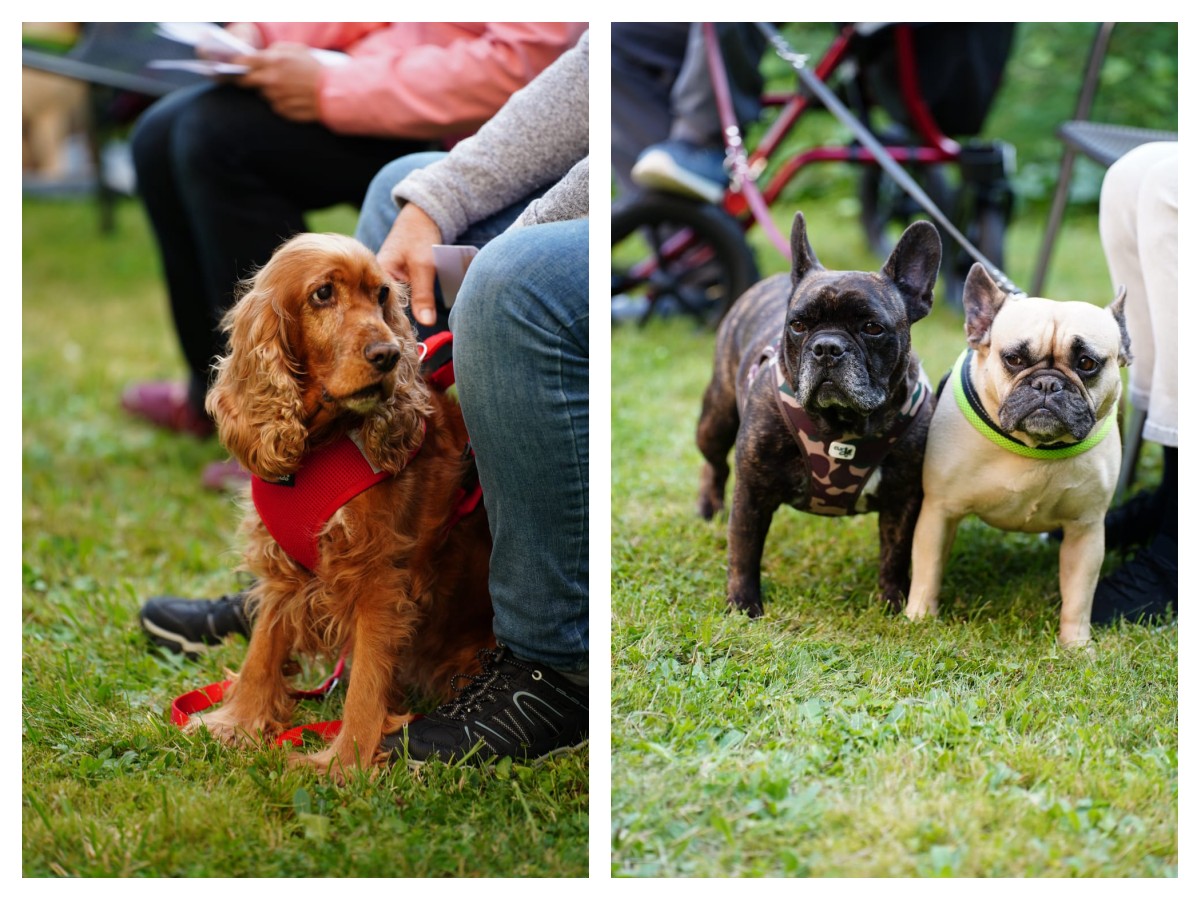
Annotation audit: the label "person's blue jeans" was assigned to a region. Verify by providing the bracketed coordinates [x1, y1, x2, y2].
[356, 154, 589, 674]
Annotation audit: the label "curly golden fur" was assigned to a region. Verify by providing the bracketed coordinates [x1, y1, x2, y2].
[198, 233, 493, 776]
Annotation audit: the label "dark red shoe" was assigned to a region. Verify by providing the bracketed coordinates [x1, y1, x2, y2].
[121, 381, 213, 438]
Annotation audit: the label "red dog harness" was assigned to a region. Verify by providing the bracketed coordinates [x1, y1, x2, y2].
[251, 430, 397, 572]
[250, 331, 475, 572]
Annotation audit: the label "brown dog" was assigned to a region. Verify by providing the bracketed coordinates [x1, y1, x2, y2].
[198, 233, 493, 775]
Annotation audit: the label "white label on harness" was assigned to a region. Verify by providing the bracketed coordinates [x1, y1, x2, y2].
[829, 441, 857, 460]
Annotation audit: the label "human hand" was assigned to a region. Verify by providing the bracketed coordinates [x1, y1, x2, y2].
[236, 43, 322, 122]
[377, 204, 444, 327]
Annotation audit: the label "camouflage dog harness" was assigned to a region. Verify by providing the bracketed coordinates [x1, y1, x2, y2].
[748, 341, 930, 516]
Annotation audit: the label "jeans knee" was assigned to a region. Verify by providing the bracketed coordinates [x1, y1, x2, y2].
[451, 220, 587, 360]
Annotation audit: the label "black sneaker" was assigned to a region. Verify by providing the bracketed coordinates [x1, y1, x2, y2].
[1103, 489, 1167, 552]
[384, 646, 588, 767]
[1091, 535, 1178, 626]
[139, 592, 252, 657]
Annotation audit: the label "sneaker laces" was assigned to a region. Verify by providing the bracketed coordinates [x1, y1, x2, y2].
[437, 646, 532, 720]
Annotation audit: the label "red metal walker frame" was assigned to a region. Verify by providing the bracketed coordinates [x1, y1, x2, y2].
[613, 23, 1016, 323]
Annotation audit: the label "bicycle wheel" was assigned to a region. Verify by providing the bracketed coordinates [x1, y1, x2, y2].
[612, 191, 759, 327]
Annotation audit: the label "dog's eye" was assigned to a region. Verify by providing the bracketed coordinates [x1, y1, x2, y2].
[1077, 356, 1099, 373]
[862, 322, 885, 336]
[311, 283, 334, 305]
[1003, 352, 1023, 368]
[378, 285, 389, 306]
[788, 320, 807, 336]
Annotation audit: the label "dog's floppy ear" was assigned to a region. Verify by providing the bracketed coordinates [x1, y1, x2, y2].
[205, 277, 308, 481]
[881, 221, 941, 324]
[790, 211, 824, 288]
[1107, 285, 1133, 366]
[961, 262, 1009, 350]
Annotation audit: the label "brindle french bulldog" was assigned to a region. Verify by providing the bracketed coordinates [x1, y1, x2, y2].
[697, 211, 940, 617]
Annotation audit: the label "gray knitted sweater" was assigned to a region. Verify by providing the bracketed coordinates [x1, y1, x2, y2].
[391, 30, 588, 242]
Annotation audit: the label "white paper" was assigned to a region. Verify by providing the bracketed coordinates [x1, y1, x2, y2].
[155, 22, 255, 60]
[432, 245, 480, 309]
[152, 22, 350, 70]
[147, 59, 249, 76]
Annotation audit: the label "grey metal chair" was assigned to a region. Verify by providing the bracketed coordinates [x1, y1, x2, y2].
[1029, 23, 1176, 499]
[22, 23, 208, 231]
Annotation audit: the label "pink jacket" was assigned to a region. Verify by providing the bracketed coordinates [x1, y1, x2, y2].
[248, 22, 586, 139]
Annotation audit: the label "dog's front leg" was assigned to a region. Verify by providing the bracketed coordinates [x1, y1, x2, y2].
[294, 610, 394, 777]
[726, 476, 778, 618]
[191, 606, 296, 745]
[1057, 522, 1104, 648]
[906, 504, 960, 622]
[877, 491, 924, 613]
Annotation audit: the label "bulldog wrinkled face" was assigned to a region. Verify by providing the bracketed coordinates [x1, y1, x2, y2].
[784, 271, 908, 415]
[984, 297, 1124, 443]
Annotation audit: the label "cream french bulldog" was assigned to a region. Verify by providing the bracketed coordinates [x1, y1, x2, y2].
[907, 263, 1131, 647]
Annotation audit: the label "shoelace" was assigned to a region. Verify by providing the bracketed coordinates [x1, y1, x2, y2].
[439, 647, 533, 720]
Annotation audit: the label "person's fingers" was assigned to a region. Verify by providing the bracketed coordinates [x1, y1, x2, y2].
[408, 260, 438, 326]
[377, 204, 444, 326]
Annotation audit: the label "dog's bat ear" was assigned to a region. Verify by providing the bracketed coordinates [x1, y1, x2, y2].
[962, 262, 1009, 349]
[790, 211, 824, 287]
[882, 221, 941, 324]
[1107, 284, 1133, 366]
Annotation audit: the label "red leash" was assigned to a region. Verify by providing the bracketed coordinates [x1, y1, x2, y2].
[171, 655, 346, 747]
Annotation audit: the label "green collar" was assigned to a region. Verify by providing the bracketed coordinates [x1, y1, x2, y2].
[951, 349, 1115, 459]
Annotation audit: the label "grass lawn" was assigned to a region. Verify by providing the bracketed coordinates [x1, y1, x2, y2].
[609, 195, 1177, 877]
[21, 196, 588, 877]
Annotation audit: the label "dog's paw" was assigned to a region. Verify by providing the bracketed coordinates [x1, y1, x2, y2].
[903, 598, 937, 622]
[727, 595, 764, 618]
[698, 494, 724, 521]
[880, 586, 907, 615]
[187, 707, 275, 747]
[1057, 626, 1094, 654]
[288, 746, 380, 783]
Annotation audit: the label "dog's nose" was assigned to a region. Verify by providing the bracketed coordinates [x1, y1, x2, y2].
[809, 334, 848, 365]
[1030, 373, 1064, 394]
[364, 341, 401, 373]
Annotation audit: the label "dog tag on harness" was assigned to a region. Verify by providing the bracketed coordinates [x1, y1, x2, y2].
[829, 441, 857, 460]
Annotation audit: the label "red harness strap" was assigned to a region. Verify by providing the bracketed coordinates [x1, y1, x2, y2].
[251, 431, 397, 572]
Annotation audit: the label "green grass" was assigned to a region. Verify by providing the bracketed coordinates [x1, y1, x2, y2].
[609, 196, 1176, 877]
[22, 197, 588, 877]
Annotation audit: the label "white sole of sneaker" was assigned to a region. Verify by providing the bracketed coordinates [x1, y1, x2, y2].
[140, 616, 213, 656]
[631, 149, 727, 205]
[400, 738, 589, 770]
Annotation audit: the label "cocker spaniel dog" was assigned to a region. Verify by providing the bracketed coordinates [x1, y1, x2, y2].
[196, 232, 493, 775]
